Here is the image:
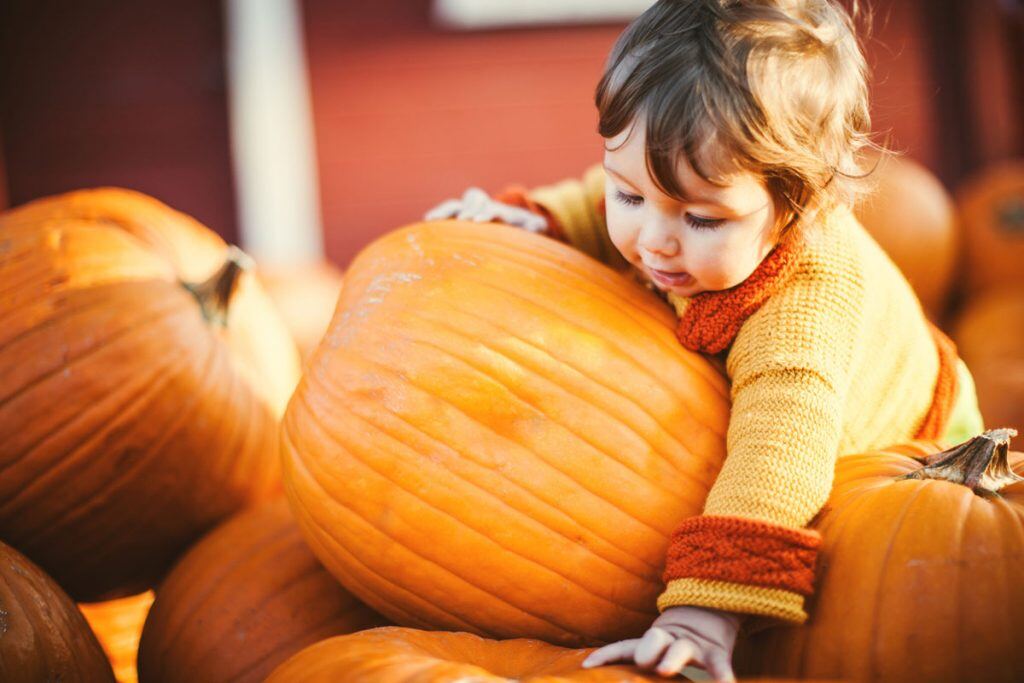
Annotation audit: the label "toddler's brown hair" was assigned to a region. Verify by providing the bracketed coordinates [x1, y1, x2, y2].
[596, 0, 878, 232]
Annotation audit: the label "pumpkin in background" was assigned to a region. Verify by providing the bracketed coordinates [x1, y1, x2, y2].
[282, 221, 730, 646]
[137, 498, 386, 683]
[736, 431, 1024, 683]
[80, 592, 154, 683]
[260, 261, 345, 358]
[952, 287, 1024, 433]
[853, 153, 957, 320]
[0, 188, 301, 601]
[956, 161, 1024, 296]
[0, 540, 115, 682]
[264, 626, 656, 682]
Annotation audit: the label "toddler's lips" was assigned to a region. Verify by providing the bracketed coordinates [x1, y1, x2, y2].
[648, 267, 695, 288]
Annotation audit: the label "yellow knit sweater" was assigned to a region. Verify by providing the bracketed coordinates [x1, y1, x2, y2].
[516, 164, 956, 623]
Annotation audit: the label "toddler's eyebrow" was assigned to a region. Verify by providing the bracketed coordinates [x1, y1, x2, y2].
[603, 163, 724, 206]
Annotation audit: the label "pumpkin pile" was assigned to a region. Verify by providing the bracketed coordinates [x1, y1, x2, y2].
[1, 155, 1023, 683]
[950, 162, 1024, 446]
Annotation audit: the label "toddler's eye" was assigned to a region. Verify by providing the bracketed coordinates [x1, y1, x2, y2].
[685, 213, 725, 230]
[613, 190, 643, 207]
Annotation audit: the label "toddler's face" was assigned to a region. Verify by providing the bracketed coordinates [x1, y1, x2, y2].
[603, 120, 780, 296]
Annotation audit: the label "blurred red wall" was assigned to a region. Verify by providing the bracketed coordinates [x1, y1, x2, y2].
[0, 0, 237, 241]
[1, 0, 1020, 265]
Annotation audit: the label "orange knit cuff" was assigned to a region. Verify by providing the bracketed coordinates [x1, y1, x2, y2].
[493, 185, 568, 243]
[663, 515, 821, 596]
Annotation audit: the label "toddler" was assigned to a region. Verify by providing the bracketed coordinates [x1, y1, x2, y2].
[425, 0, 983, 679]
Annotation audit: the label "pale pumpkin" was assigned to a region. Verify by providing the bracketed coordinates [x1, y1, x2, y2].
[952, 287, 1024, 434]
[0, 540, 115, 682]
[264, 626, 656, 682]
[282, 220, 730, 645]
[0, 188, 301, 600]
[260, 261, 345, 358]
[80, 591, 154, 683]
[736, 430, 1024, 683]
[853, 153, 957, 320]
[956, 161, 1024, 296]
[137, 498, 386, 683]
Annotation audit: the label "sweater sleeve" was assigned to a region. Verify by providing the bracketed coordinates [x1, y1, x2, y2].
[494, 165, 627, 270]
[658, 247, 864, 623]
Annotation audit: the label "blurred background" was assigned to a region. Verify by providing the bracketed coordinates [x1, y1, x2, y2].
[1, 0, 1021, 267]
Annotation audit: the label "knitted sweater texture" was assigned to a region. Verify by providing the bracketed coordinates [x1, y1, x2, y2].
[498, 164, 956, 623]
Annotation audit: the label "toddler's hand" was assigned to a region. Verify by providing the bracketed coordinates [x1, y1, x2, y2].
[582, 605, 740, 681]
[423, 187, 548, 233]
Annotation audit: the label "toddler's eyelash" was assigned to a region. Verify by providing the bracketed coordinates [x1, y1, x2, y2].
[685, 214, 725, 230]
[613, 190, 643, 207]
[613, 190, 725, 230]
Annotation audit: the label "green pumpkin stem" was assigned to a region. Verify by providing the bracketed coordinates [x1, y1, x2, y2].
[184, 246, 253, 327]
[901, 428, 1022, 494]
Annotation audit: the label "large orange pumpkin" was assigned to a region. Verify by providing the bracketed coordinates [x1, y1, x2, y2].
[0, 188, 301, 600]
[952, 287, 1024, 433]
[137, 498, 386, 683]
[853, 154, 958, 320]
[736, 430, 1024, 683]
[282, 221, 730, 645]
[0, 540, 115, 682]
[956, 161, 1024, 295]
[264, 627, 656, 682]
[80, 591, 154, 683]
[260, 261, 345, 358]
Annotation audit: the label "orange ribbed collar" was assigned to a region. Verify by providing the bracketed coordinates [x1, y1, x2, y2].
[670, 232, 806, 354]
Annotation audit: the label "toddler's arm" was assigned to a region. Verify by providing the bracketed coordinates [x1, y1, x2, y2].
[424, 166, 627, 269]
[659, 271, 863, 625]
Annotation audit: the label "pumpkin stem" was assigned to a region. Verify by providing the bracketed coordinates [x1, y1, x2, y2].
[184, 246, 253, 327]
[900, 428, 1022, 494]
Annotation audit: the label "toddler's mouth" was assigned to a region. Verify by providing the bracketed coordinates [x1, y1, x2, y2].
[647, 267, 695, 289]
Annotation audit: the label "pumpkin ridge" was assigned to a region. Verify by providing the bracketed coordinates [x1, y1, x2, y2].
[292, 383, 657, 624]
[80, 331, 225, 540]
[3, 327, 198, 533]
[226, 593, 363, 681]
[436, 235, 729, 402]
[867, 483, 932, 681]
[951, 486, 978, 683]
[147, 521, 296, 662]
[0, 285, 187, 413]
[72, 336, 261, 577]
[797, 477, 905, 678]
[0, 279, 138, 350]
[443, 269, 728, 435]
[397, 319, 691, 516]
[0, 313, 197, 518]
[149, 519, 301, 669]
[315, 352, 660, 588]
[335, 375, 660, 589]
[412, 302, 717, 483]
[183, 538, 332, 675]
[313, 347, 671, 546]
[286, 420, 587, 642]
[282, 449, 492, 634]
[201, 348, 257, 493]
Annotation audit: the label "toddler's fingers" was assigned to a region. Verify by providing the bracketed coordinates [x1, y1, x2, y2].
[470, 206, 499, 222]
[456, 187, 489, 219]
[581, 639, 641, 668]
[704, 652, 736, 683]
[495, 205, 547, 232]
[424, 200, 462, 221]
[634, 627, 674, 669]
[655, 639, 696, 677]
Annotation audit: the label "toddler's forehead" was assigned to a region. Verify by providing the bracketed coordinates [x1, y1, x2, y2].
[603, 119, 751, 190]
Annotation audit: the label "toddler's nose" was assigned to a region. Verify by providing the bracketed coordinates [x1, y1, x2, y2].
[638, 226, 681, 258]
